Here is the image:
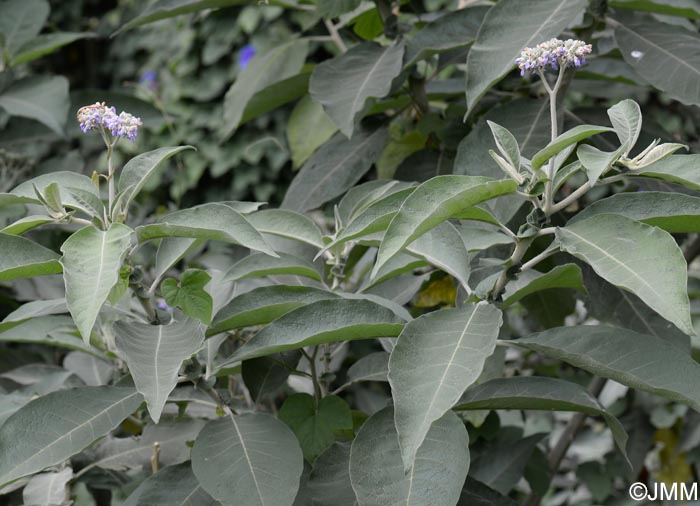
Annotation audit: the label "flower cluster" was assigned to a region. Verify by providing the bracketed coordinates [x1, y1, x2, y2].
[77, 102, 143, 142]
[515, 39, 592, 76]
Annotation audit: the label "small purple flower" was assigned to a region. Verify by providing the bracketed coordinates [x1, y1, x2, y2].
[515, 38, 592, 77]
[77, 102, 143, 142]
[156, 299, 171, 311]
[139, 70, 158, 90]
[238, 44, 256, 69]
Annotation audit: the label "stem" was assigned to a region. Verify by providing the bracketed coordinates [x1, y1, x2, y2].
[323, 19, 347, 53]
[549, 173, 626, 214]
[523, 376, 607, 506]
[304, 347, 324, 402]
[490, 238, 533, 300]
[520, 244, 558, 272]
[541, 66, 566, 216]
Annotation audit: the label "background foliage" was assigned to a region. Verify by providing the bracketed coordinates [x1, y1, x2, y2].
[1, 0, 700, 505]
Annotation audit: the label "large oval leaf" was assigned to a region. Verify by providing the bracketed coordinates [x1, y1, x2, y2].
[136, 203, 276, 257]
[0, 233, 61, 280]
[192, 412, 303, 506]
[223, 298, 404, 363]
[246, 209, 325, 249]
[124, 462, 217, 506]
[0, 386, 142, 488]
[556, 214, 692, 335]
[509, 325, 700, 411]
[455, 376, 628, 461]
[349, 407, 469, 506]
[61, 223, 133, 343]
[571, 191, 700, 232]
[502, 264, 584, 306]
[310, 41, 404, 138]
[389, 302, 502, 470]
[116, 146, 194, 214]
[632, 154, 700, 189]
[615, 12, 700, 107]
[114, 319, 205, 423]
[281, 126, 388, 213]
[465, 0, 587, 112]
[223, 252, 321, 283]
[372, 175, 516, 276]
[530, 125, 613, 171]
[208, 285, 339, 337]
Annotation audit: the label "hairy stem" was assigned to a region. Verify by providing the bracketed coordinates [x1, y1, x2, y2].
[490, 238, 534, 300]
[541, 66, 566, 216]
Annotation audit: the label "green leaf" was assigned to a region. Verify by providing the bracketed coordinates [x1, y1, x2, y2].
[0, 76, 69, 135]
[222, 39, 309, 139]
[240, 71, 310, 126]
[455, 376, 629, 461]
[309, 41, 405, 138]
[223, 298, 404, 363]
[307, 443, 356, 506]
[317, 0, 361, 18]
[114, 319, 204, 423]
[0, 233, 61, 280]
[460, 477, 520, 506]
[610, 0, 700, 18]
[607, 99, 642, 155]
[372, 176, 517, 276]
[136, 203, 277, 257]
[337, 351, 389, 391]
[12, 32, 94, 66]
[487, 121, 521, 173]
[208, 285, 338, 337]
[161, 269, 213, 324]
[389, 302, 502, 470]
[0, 316, 96, 355]
[246, 209, 325, 249]
[22, 468, 73, 506]
[280, 393, 353, 462]
[349, 407, 469, 506]
[192, 412, 303, 506]
[223, 252, 321, 283]
[242, 350, 301, 402]
[635, 154, 700, 189]
[614, 12, 700, 107]
[556, 214, 693, 335]
[281, 126, 388, 213]
[154, 238, 203, 284]
[465, 0, 587, 112]
[572, 191, 700, 233]
[0, 0, 48, 57]
[0, 386, 142, 488]
[404, 6, 488, 66]
[117, 0, 249, 33]
[337, 180, 408, 225]
[10, 171, 99, 205]
[530, 125, 614, 170]
[509, 325, 700, 411]
[503, 264, 585, 306]
[577, 144, 626, 186]
[61, 224, 133, 343]
[116, 146, 194, 215]
[287, 95, 337, 169]
[124, 462, 217, 506]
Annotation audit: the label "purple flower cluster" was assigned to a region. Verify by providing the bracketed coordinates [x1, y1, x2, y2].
[77, 102, 143, 142]
[515, 39, 592, 76]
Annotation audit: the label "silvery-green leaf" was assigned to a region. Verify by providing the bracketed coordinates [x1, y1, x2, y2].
[309, 41, 404, 138]
[556, 214, 693, 335]
[307, 443, 357, 506]
[336, 351, 389, 392]
[349, 407, 469, 506]
[634, 154, 700, 189]
[607, 99, 642, 155]
[192, 412, 303, 506]
[0, 76, 69, 135]
[0, 215, 53, 235]
[11, 31, 93, 66]
[0, 316, 95, 355]
[222, 298, 404, 363]
[629, 142, 688, 169]
[372, 176, 517, 276]
[487, 121, 521, 172]
[287, 95, 338, 169]
[465, 0, 587, 112]
[223, 252, 321, 282]
[222, 39, 309, 139]
[1, 298, 67, 325]
[209, 285, 339, 337]
[509, 325, 700, 411]
[0, 0, 48, 56]
[615, 12, 700, 107]
[114, 318, 205, 423]
[281, 126, 388, 213]
[455, 376, 628, 461]
[136, 203, 277, 257]
[389, 302, 502, 470]
[530, 125, 613, 171]
[503, 264, 585, 306]
[116, 146, 194, 215]
[22, 468, 73, 506]
[0, 386, 142, 487]
[60, 223, 133, 343]
[63, 351, 113, 386]
[123, 462, 218, 506]
[577, 144, 626, 186]
[154, 238, 203, 285]
[246, 209, 325, 249]
[0, 233, 61, 281]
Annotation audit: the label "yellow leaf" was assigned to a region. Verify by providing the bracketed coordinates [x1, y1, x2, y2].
[414, 277, 456, 308]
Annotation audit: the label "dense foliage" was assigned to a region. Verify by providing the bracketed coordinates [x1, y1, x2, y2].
[1, 0, 700, 505]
